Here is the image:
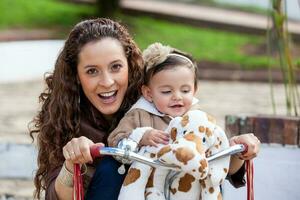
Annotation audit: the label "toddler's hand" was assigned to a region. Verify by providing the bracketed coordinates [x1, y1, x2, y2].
[140, 129, 169, 147]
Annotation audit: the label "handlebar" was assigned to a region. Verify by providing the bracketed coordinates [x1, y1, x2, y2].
[90, 143, 246, 171]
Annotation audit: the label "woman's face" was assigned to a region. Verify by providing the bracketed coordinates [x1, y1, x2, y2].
[77, 37, 129, 117]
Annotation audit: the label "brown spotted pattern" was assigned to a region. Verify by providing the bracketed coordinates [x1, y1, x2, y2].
[181, 115, 189, 127]
[184, 132, 196, 141]
[209, 187, 214, 193]
[150, 153, 156, 158]
[207, 114, 216, 124]
[170, 187, 177, 194]
[184, 133, 204, 154]
[198, 126, 206, 133]
[199, 179, 206, 189]
[178, 173, 195, 192]
[198, 159, 208, 173]
[146, 168, 155, 188]
[223, 168, 228, 173]
[157, 145, 171, 158]
[171, 127, 177, 142]
[123, 168, 141, 186]
[205, 150, 212, 157]
[174, 147, 195, 165]
[205, 127, 212, 137]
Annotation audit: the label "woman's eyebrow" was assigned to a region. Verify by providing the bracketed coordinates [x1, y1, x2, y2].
[84, 64, 97, 69]
[83, 59, 124, 69]
[110, 59, 123, 64]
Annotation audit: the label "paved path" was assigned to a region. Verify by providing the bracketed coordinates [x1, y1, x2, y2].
[224, 145, 300, 200]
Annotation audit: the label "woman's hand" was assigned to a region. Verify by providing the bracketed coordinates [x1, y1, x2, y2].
[62, 136, 103, 172]
[228, 133, 260, 175]
[140, 129, 169, 147]
[230, 133, 261, 160]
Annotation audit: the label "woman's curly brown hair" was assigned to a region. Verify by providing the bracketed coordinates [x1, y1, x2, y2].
[29, 18, 143, 199]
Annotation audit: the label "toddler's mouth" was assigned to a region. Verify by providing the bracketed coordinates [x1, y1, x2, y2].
[170, 104, 183, 108]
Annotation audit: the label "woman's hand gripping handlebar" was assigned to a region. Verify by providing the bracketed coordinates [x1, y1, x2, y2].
[90, 143, 105, 160]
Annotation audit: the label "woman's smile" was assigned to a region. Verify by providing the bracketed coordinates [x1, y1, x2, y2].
[97, 90, 118, 104]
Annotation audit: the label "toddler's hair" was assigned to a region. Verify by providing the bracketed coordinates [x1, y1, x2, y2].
[142, 43, 198, 87]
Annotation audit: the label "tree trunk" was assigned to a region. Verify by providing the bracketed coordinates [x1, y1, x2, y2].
[96, 0, 120, 18]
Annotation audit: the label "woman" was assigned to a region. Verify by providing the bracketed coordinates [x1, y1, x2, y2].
[29, 18, 260, 200]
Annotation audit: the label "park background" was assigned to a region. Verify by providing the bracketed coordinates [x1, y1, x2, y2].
[0, 0, 299, 199]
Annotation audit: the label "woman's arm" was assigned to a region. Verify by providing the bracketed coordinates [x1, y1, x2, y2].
[228, 133, 260, 175]
[54, 136, 100, 200]
[55, 173, 73, 200]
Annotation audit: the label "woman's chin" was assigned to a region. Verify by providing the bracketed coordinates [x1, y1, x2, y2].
[97, 101, 122, 116]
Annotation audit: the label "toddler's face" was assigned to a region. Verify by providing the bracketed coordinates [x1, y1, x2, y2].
[144, 66, 196, 117]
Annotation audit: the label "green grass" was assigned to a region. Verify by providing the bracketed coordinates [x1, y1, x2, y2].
[1, 0, 294, 69]
[124, 16, 271, 69]
[0, 0, 97, 29]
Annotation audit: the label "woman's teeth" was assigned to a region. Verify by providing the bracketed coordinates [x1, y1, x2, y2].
[99, 91, 116, 98]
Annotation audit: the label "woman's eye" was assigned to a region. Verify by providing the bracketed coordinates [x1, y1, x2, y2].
[111, 64, 122, 72]
[87, 68, 97, 75]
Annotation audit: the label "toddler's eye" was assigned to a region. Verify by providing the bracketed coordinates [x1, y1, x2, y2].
[202, 137, 206, 143]
[161, 91, 171, 94]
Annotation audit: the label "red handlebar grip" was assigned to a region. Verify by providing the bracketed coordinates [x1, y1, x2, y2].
[241, 143, 248, 155]
[90, 144, 104, 159]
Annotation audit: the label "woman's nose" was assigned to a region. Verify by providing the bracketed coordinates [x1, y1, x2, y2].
[99, 73, 114, 88]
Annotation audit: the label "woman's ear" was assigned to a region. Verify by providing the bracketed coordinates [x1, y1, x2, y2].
[141, 85, 153, 102]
